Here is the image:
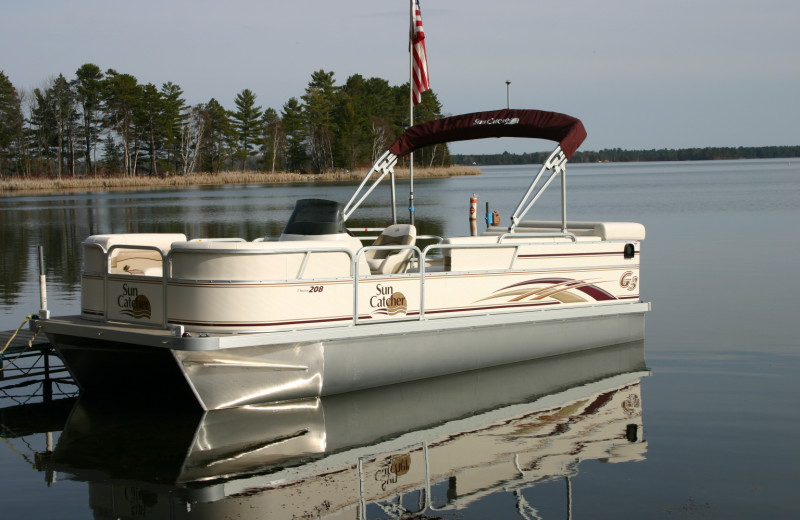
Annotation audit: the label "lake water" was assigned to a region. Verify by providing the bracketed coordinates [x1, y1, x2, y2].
[1, 159, 799, 519]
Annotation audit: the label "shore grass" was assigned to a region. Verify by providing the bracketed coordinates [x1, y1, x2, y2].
[0, 166, 481, 196]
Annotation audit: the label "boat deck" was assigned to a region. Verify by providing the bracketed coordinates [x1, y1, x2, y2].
[39, 300, 650, 352]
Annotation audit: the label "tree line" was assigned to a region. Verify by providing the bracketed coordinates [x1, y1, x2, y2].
[453, 146, 800, 166]
[0, 67, 449, 178]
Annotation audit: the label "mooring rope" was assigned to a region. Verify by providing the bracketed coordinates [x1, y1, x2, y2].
[1, 314, 34, 356]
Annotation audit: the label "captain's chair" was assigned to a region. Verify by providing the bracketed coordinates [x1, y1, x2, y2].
[364, 224, 417, 274]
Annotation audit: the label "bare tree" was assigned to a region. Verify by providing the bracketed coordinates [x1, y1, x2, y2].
[16, 88, 33, 177]
[179, 106, 205, 175]
[370, 118, 390, 164]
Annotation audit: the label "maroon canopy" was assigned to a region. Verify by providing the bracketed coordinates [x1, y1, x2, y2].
[388, 109, 587, 160]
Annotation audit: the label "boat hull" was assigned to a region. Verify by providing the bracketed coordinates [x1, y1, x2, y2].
[43, 301, 648, 410]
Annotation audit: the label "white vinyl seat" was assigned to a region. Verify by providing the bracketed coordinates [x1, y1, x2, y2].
[364, 224, 417, 274]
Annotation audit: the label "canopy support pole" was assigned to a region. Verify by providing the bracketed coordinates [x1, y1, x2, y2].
[343, 151, 398, 221]
[561, 168, 567, 233]
[509, 146, 568, 232]
[391, 169, 398, 225]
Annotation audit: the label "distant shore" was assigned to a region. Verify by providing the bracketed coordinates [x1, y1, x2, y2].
[0, 166, 481, 196]
[452, 146, 800, 165]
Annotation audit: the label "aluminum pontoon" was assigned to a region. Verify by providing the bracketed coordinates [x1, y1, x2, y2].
[49, 342, 649, 519]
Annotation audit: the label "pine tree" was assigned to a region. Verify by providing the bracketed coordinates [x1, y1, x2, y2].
[0, 71, 23, 177]
[135, 83, 165, 176]
[199, 98, 233, 173]
[74, 64, 103, 175]
[337, 75, 396, 168]
[302, 70, 337, 173]
[102, 70, 141, 176]
[281, 97, 307, 172]
[50, 74, 78, 177]
[29, 77, 77, 178]
[231, 89, 263, 171]
[161, 81, 187, 172]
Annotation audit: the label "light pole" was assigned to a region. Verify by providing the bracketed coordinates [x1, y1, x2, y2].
[506, 80, 511, 109]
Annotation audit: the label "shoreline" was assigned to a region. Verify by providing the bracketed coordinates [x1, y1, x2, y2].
[0, 166, 481, 197]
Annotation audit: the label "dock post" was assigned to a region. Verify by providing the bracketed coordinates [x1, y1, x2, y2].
[469, 194, 478, 236]
[38, 245, 50, 319]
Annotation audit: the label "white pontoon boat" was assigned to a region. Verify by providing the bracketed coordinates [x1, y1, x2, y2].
[37, 109, 650, 410]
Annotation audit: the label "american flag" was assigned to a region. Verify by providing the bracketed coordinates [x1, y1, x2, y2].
[411, 0, 430, 105]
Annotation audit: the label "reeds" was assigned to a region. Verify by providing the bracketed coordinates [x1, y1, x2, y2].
[0, 166, 481, 195]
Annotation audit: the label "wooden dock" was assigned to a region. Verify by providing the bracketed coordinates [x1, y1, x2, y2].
[1, 326, 76, 439]
[1, 326, 71, 388]
[1, 326, 53, 356]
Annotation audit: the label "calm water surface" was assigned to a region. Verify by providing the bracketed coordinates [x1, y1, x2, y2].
[1, 159, 799, 518]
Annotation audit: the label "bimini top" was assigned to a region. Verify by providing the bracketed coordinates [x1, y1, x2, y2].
[389, 109, 587, 159]
[344, 108, 588, 224]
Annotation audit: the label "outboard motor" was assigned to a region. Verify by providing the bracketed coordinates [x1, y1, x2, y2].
[279, 199, 350, 241]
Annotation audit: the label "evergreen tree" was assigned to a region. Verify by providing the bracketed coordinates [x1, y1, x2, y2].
[50, 74, 79, 177]
[334, 88, 362, 170]
[100, 134, 121, 171]
[135, 83, 165, 176]
[161, 81, 187, 172]
[29, 78, 77, 177]
[281, 97, 307, 172]
[199, 98, 233, 173]
[0, 71, 23, 177]
[29, 86, 54, 175]
[8, 65, 465, 176]
[302, 70, 337, 173]
[102, 70, 141, 176]
[231, 89, 263, 170]
[337, 75, 396, 167]
[73, 63, 103, 175]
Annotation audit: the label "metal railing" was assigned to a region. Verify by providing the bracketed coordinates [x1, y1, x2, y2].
[84, 233, 615, 330]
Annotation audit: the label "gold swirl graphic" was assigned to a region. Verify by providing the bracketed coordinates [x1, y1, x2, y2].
[119, 294, 152, 319]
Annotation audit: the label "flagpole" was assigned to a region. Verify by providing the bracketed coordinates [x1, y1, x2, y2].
[408, 0, 415, 226]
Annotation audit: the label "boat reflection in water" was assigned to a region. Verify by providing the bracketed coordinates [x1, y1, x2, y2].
[50, 341, 649, 519]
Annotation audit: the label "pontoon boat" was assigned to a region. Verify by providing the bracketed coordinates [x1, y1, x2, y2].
[37, 109, 650, 410]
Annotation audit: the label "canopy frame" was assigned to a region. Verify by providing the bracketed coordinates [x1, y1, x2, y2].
[343, 109, 586, 233]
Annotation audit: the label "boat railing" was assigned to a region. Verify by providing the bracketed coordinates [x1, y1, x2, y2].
[97, 243, 171, 325]
[420, 233, 577, 276]
[187, 238, 247, 243]
[165, 245, 359, 282]
[98, 243, 360, 280]
[353, 244, 423, 325]
[88, 243, 169, 276]
[354, 238, 566, 324]
[85, 232, 635, 330]
[352, 230, 444, 271]
[355, 237, 585, 324]
[497, 232, 577, 243]
[89, 243, 360, 329]
[349, 227, 443, 245]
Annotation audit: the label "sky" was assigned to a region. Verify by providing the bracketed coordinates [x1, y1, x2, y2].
[2, 0, 798, 154]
